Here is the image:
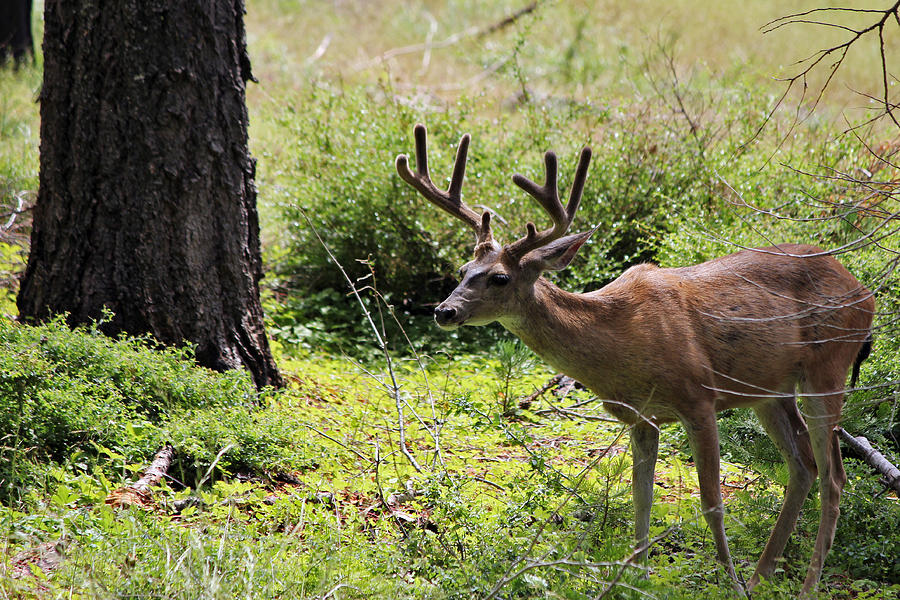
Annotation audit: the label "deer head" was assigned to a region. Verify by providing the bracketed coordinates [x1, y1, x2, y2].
[396, 123, 592, 329]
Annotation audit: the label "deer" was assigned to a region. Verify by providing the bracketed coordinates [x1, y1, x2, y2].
[395, 124, 875, 596]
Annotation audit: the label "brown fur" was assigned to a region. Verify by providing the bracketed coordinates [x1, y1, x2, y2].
[499, 245, 873, 425]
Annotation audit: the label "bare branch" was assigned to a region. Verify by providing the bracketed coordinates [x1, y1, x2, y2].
[754, 1, 900, 142]
[296, 205, 423, 473]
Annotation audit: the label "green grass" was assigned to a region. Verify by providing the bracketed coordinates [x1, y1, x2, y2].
[245, 0, 900, 109]
[1, 320, 898, 598]
[2, 0, 900, 598]
[0, 63, 40, 316]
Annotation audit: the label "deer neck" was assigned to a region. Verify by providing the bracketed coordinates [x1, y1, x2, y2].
[499, 277, 618, 381]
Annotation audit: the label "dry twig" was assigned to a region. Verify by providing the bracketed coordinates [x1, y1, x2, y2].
[753, 2, 900, 142]
[297, 206, 423, 472]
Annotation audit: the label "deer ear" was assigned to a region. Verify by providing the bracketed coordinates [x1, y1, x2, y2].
[522, 229, 594, 272]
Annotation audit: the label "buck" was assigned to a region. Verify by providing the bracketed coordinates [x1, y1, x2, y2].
[396, 124, 875, 596]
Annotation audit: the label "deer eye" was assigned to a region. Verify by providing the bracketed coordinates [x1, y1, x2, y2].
[488, 273, 510, 286]
[458, 267, 467, 280]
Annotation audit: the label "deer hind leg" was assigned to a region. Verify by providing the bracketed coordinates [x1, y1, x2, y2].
[631, 422, 660, 563]
[799, 379, 847, 597]
[682, 408, 743, 594]
[748, 395, 817, 589]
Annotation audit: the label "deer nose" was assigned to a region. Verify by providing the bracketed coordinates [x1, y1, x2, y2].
[434, 306, 457, 323]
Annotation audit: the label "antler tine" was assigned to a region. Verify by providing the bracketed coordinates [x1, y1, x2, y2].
[396, 124, 492, 246]
[413, 123, 431, 181]
[512, 152, 561, 222]
[506, 146, 592, 259]
[566, 146, 592, 220]
[447, 131, 469, 201]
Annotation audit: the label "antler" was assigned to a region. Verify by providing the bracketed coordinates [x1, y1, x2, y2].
[505, 146, 592, 260]
[396, 124, 494, 249]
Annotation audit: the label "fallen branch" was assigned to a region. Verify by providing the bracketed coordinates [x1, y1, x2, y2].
[105, 444, 175, 508]
[518, 373, 565, 409]
[837, 427, 900, 495]
[521, 374, 617, 422]
[385, 479, 420, 507]
[353, 1, 541, 71]
[534, 402, 619, 423]
[519, 373, 583, 408]
[479, 1, 540, 38]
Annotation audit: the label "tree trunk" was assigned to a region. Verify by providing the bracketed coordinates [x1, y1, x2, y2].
[18, 0, 283, 389]
[0, 0, 33, 66]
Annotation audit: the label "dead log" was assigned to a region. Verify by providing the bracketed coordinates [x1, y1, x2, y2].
[836, 427, 900, 495]
[105, 444, 175, 508]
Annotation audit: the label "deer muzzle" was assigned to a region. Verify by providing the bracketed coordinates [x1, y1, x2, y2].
[434, 305, 462, 329]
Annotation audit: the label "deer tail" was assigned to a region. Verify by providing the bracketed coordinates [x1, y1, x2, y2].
[849, 334, 873, 388]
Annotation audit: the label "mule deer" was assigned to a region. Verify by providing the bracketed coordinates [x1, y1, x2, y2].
[396, 124, 875, 596]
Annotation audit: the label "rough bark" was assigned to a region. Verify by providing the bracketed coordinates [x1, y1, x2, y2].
[0, 0, 33, 66]
[18, 0, 283, 389]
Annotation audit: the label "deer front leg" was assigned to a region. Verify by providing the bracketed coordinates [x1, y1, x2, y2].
[683, 410, 744, 595]
[631, 421, 659, 563]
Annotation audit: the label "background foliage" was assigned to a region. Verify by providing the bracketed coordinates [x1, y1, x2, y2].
[1, 0, 899, 598]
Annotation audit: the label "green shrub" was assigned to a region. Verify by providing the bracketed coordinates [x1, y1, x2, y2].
[0, 317, 307, 503]
[262, 57, 826, 358]
[831, 461, 900, 583]
[0, 64, 40, 317]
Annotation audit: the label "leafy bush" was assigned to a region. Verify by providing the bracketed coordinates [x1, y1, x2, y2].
[831, 461, 900, 583]
[0, 65, 40, 316]
[0, 317, 307, 503]
[262, 52, 829, 358]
